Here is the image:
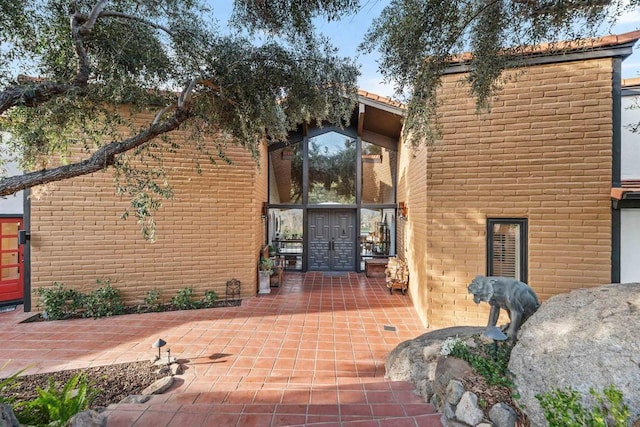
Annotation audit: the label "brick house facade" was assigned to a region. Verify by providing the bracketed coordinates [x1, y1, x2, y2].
[7, 31, 640, 330]
[398, 31, 640, 327]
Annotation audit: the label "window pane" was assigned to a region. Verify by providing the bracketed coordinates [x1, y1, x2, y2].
[268, 208, 303, 270]
[491, 223, 521, 279]
[360, 208, 396, 257]
[1, 266, 19, 280]
[308, 132, 356, 204]
[1, 223, 19, 236]
[361, 141, 396, 204]
[269, 144, 303, 204]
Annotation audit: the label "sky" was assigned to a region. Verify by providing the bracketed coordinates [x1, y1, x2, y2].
[212, 1, 640, 98]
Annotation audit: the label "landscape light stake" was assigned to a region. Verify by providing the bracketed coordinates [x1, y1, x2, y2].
[484, 326, 507, 361]
[152, 338, 167, 360]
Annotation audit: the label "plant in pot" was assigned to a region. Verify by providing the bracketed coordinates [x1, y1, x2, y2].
[258, 257, 274, 294]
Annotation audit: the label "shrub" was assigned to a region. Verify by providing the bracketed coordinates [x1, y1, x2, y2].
[201, 290, 219, 308]
[445, 336, 514, 388]
[17, 373, 98, 427]
[172, 287, 196, 310]
[142, 288, 163, 312]
[259, 257, 274, 273]
[37, 283, 84, 320]
[83, 279, 124, 319]
[536, 385, 630, 427]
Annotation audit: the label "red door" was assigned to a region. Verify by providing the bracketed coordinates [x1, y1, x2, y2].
[0, 218, 23, 303]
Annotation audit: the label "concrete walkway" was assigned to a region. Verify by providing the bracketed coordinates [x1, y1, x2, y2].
[0, 272, 442, 426]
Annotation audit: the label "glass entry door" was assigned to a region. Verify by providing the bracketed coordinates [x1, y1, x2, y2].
[0, 218, 23, 303]
[308, 210, 356, 271]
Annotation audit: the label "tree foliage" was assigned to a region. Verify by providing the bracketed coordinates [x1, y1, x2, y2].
[361, 0, 640, 144]
[0, 0, 359, 238]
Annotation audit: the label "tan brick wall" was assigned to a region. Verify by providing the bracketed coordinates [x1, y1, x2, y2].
[30, 114, 267, 309]
[403, 58, 614, 328]
[397, 143, 430, 326]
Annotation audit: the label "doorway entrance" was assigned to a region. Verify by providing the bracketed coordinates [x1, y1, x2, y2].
[0, 217, 23, 303]
[308, 210, 356, 271]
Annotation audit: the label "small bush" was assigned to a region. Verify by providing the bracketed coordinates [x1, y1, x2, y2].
[172, 287, 196, 310]
[37, 283, 84, 320]
[446, 337, 514, 388]
[201, 290, 219, 308]
[16, 373, 98, 426]
[536, 385, 630, 427]
[142, 288, 163, 312]
[83, 280, 124, 319]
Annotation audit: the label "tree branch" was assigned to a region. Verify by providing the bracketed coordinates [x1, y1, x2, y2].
[82, 0, 109, 34]
[0, 106, 191, 197]
[0, 81, 72, 115]
[98, 10, 175, 36]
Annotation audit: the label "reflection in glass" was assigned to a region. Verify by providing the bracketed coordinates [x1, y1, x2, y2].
[1, 266, 19, 280]
[360, 208, 396, 257]
[361, 141, 396, 204]
[269, 144, 303, 204]
[308, 131, 356, 204]
[268, 208, 303, 270]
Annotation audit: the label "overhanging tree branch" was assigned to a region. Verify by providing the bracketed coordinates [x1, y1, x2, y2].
[0, 105, 191, 197]
[0, 81, 72, 115]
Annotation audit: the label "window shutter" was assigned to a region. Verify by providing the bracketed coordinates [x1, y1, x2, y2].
[490, 223, 520, 279]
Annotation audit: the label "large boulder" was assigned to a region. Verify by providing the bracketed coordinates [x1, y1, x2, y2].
[509, 283, 640, 426]
[385, 326, 483, 399]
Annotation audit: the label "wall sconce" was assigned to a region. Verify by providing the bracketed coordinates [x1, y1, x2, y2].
[261, 202, 268, 219]
[398, 202, 408, 220]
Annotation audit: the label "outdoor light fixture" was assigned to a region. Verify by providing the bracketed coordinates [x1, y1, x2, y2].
[484, 326, 507, 360]
[166, 348, 171, 365]
[152, 338, 167, 360]
[398, 202, 408, 220]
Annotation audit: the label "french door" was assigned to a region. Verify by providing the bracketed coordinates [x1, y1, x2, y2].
[308, 210, 356, 271]
[0, 218, 23, 303]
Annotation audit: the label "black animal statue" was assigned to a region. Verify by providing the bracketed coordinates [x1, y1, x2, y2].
[467, 275, 540, 339]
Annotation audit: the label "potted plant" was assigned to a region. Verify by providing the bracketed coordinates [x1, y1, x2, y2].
[258, 257, 274, 294]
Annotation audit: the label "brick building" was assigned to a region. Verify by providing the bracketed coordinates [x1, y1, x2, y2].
[397, 30, 640, 327]
[3, 30, 640, 330]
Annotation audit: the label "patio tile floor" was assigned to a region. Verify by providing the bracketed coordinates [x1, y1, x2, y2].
[0, 272, 442, 426]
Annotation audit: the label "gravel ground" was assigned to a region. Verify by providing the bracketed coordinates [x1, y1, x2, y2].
[3, 361, 165, 408]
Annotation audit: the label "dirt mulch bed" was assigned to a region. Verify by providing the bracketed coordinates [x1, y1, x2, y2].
[3, 361, 165, 409]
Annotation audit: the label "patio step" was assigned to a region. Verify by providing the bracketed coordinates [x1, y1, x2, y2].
[104, 400, 442, 426]
[104, 378, 443, 426]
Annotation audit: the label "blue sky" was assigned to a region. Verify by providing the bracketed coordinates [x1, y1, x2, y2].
[214, 1, 640, 97]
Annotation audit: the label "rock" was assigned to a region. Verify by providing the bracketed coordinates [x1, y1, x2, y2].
[65, 410, 106, 427]
[445, 380, 466, 405]
[170, 363, 183, 376]
[433, 357, 474, 401]
[489, 402, 516, 427]
[140, 376, 174, 395]
[153, 356, 177, 366]
[455, 391, 485, 426]
[509, 283, 640, 426]
[0, 404, 19, 427]
[119, 395, 151, 404]
[385, 326, 484, 400]
[155, 366, 171, 376]
[442, 402, 456, 420]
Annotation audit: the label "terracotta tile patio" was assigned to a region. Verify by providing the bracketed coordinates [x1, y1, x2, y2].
[0, 272, 442, 426]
